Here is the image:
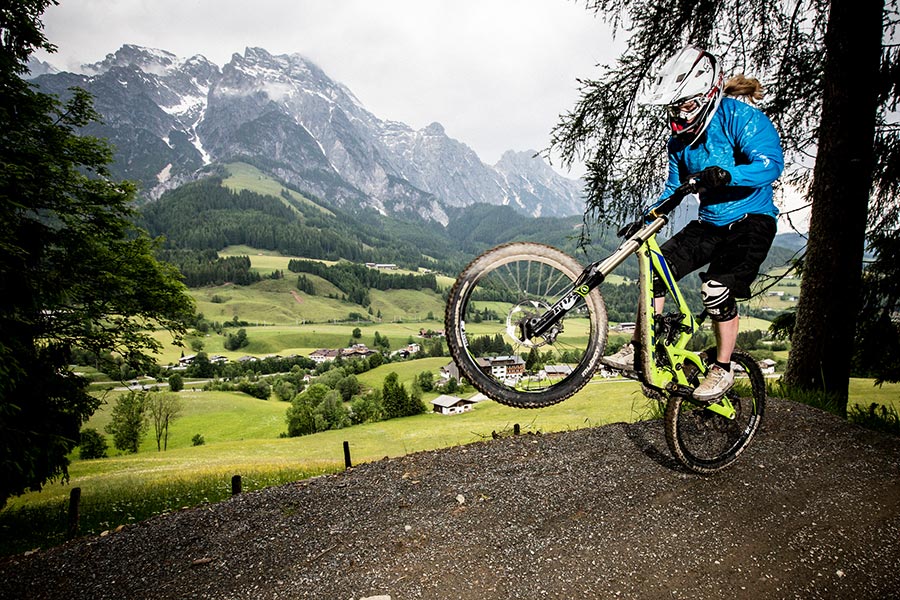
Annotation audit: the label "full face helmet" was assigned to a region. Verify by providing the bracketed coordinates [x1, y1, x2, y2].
[640, 46, 724, 144]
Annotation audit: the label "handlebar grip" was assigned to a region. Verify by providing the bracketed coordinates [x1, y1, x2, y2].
[647, 178, 699, 219]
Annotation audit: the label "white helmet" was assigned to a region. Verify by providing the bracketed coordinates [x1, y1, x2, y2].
[640, 45, 724, 144]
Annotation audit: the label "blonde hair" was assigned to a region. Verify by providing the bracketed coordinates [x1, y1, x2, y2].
[724, 74, 765, 103]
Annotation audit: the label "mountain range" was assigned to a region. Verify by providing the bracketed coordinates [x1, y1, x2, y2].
[29, 45, 586, 224]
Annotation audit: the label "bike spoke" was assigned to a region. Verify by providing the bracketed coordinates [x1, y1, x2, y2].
[445, 243, 608, 408]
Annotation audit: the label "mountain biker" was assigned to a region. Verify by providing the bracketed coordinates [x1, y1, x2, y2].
[602, 45, 784, 402]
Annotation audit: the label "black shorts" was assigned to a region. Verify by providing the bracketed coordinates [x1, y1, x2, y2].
[658, 214, 777, 299]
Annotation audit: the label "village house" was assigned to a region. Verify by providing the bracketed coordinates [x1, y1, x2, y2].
[170, 353, 227, 370]
[758, 358, 777, 375]
[476, 355, 526, 381]
[440, 361, 461, 383]
[419, 328, 445, 339]
[341, 344, 376, 359]
[430, 394, 476, 415]
[390, 343, 421, 359]
[309, 349, 340, 363]
[543, 364, 574, 379]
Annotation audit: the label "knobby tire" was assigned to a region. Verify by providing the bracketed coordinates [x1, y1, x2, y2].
[663, 349, 766, 473]
[445, 243, 608, 408]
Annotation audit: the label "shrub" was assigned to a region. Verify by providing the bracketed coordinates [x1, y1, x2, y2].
[168, 372, 184, 392]
[224, 328, 250, 351]
[78, 428, 108, 460]
[191, 433, 205, 446]
[236, 380, 271, 400]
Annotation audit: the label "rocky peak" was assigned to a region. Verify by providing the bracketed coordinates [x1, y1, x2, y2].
[84, 44, 180, 76]
[33, 44, 586, 221]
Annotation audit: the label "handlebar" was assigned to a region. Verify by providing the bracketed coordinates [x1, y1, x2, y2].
[617, 178, 699, 239]
[645, 177, 699, 220]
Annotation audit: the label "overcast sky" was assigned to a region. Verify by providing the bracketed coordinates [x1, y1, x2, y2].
[35, 0, 622, 177]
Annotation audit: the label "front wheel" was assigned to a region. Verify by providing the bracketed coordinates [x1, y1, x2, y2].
[664, 349, 766, 473]
[445, 243, 608, 408]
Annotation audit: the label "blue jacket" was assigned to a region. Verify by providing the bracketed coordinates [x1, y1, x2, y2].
[656, 96, 784, 226]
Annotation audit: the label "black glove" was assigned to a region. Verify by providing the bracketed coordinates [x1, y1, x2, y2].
[617, 219, 644, 239]
[693, 166, 731, 190]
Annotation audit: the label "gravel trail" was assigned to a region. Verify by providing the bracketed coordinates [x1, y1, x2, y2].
[2, 399, 899, 600]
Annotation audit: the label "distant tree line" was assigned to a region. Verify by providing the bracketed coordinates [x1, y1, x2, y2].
[288, 260, 438, 308]
[156, 249, 262, 287]
[138, 178, 454, 271]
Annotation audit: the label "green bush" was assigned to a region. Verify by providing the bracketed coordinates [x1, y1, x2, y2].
[78, 428, 108, 460]
[168, 372, 184, 392]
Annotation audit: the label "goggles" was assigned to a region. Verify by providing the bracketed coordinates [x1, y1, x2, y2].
[666, 96, 704, 124]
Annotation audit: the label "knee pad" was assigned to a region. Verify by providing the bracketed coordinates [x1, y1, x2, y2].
[701, 279, 738, 322]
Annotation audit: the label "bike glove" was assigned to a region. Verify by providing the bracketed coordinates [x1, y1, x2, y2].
[693, 166, 732, 189]
[617, 219, 644, 238]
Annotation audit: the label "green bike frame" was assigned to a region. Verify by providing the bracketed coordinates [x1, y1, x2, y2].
[521, 182, 736, 418]
[638, 233, 736, 419]
[638, 234, 702, 387]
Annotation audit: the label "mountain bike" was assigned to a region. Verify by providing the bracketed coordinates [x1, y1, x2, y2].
[444, 179, 766, 473]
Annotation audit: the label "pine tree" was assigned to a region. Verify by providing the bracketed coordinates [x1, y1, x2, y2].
[0, 1, 194, 506]
[551, 0, 897, 412]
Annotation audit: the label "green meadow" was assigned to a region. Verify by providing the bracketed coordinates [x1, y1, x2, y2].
[4, 345, 898, 557]
[6, 242, 895, 556]
[7, 374, 663, 510]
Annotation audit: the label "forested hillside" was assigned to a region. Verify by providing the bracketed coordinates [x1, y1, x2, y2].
[137, 171, 621, 276]
[137, 169, 799, 324]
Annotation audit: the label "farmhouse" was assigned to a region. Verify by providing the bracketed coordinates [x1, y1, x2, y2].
[440, 361, 461, 383]
[390, 343, 421, 359]
[758, 358, 777, 374]
[341, 344, 375, 359]
[476, 355, 525, 381]
[309, 349, 340, 363]
[431, 394, 476, 415]
[543, 364, 574, 379]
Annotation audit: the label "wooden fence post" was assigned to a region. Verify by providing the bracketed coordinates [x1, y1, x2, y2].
[514, 423, 521, 436]
[67, 487, 81, 538]
[231, 474, 242, 496]
[343, 441, 352, 469]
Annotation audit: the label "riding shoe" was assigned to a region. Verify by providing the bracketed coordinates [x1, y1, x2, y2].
[693, 364, 735, 403]
[602, 343, 635, 371]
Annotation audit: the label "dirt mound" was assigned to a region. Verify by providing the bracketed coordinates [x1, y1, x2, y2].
[2, 399, 899, 600]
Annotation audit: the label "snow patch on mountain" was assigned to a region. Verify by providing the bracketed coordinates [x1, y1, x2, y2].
[34, 44, 586, 221]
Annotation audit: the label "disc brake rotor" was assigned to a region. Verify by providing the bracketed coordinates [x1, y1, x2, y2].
[506, 299, 557, 347]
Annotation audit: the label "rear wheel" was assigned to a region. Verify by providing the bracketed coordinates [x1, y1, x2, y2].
[664, 349, 766, 473]
[445, 243, 607, 408]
